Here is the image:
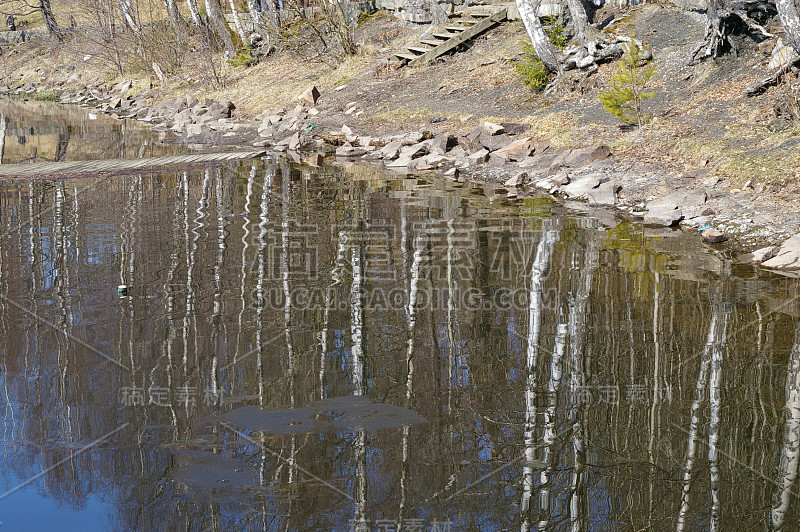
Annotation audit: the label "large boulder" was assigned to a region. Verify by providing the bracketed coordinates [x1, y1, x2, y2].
[762, 234, 800, 274]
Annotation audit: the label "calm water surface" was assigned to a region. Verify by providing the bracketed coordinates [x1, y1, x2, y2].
[1, 102, 800, 531]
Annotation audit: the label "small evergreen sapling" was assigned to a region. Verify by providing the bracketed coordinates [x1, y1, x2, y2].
[599, 42, 658, 127]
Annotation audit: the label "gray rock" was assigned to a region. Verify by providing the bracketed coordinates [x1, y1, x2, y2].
[431, 132, 457, 155]
[551, 171, 570, 186]
[400, 142, 429, 159]
[588, 181, 620, 206]
[739, 246, 780, 264]
[762, 234, 800, 273]
[504, 172, 529, 188]
[561, 175, 601, 199]
[647, 190, 707, 219]
[336, 143, 367, 157]
[468, 149, 490, 165]
[564, 145, 611, 167]
[387, 154, 414, 168]
[644, 207, 683, 227]
[381, 141, 403, 160]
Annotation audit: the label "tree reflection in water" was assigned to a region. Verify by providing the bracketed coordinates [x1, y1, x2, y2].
[1, 155, 800, 530]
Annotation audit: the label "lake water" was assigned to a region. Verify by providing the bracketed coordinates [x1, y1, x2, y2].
[1, 100, 800, 531]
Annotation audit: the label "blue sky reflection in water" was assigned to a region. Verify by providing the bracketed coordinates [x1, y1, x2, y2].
[2, 102, 800, 530]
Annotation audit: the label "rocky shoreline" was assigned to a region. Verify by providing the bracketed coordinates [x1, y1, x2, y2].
[3, 79, 800, 277]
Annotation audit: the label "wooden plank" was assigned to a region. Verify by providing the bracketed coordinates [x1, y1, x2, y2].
[408, 46, 432, 54]
[409, 9, 507, 68]
[432, 32, 456, 40]
[420, 39, 442, 47]
[394, 52, 418, 61]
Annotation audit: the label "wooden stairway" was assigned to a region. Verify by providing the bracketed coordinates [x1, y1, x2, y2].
[392, 8, 508, 68]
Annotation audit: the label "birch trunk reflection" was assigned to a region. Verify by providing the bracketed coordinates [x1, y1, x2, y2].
[568, 230, 600, 532]
[771, 324, 800, 530]
[676, 305, 728, 532]
[520, 219, 558, 529]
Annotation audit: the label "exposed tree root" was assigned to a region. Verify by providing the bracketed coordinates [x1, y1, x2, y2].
[689, 0, 775, 65]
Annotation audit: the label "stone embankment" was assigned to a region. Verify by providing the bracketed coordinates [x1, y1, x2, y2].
[4, 80, 800, 278]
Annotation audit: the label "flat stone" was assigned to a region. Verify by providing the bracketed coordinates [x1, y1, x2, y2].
[380, 141, 402, 160]
[739, 246, 779, 264]
[468, 149, 490, 165]
[400, 142, 429, 159]
[504, 172, 529, 188]
[336, 143, 367, 157]
[560, 175, 601, 199]
[647, 190, 707, 212]
[499, 137, 535, 161]
[762, 234, 800, 272]
[701, 228, 728, 243]
[644, 207, 683, 227]
[564, 145, 611, 167]
[387, 154, 413, 168]
[588, 181, 620, 206]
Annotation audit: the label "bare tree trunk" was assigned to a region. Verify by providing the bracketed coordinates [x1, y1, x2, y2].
[40, 0, 63, 40]
[228, 0, 249, 43]
[247, 0, 275, 48]
[164, 0, 185, 36]
[187, 0, 203, 26]
[205, 0, 237, 57]
[777, 0, 800, 53]
[119, 0, 140, 33]
[565, 0, 594, 44]
[516, 0, 561, 72]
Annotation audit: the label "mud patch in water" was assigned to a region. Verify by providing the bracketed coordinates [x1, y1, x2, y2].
[169, 450, 255, 489]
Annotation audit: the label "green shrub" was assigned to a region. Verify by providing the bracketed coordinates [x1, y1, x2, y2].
[227, 51, 256, 67]
[599, 41, 658, 127]
[514, 42, 550, 92]
[542, 18, 566, 50]
[32, 88, 60, 101]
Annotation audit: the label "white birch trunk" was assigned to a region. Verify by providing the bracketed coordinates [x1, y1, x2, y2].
[516, 0, 561, 72]
[777, 0, 800, 54]
[119, 0, 140, 33]
[187, 0, 203, 26]
[227, 0, 248, 43]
